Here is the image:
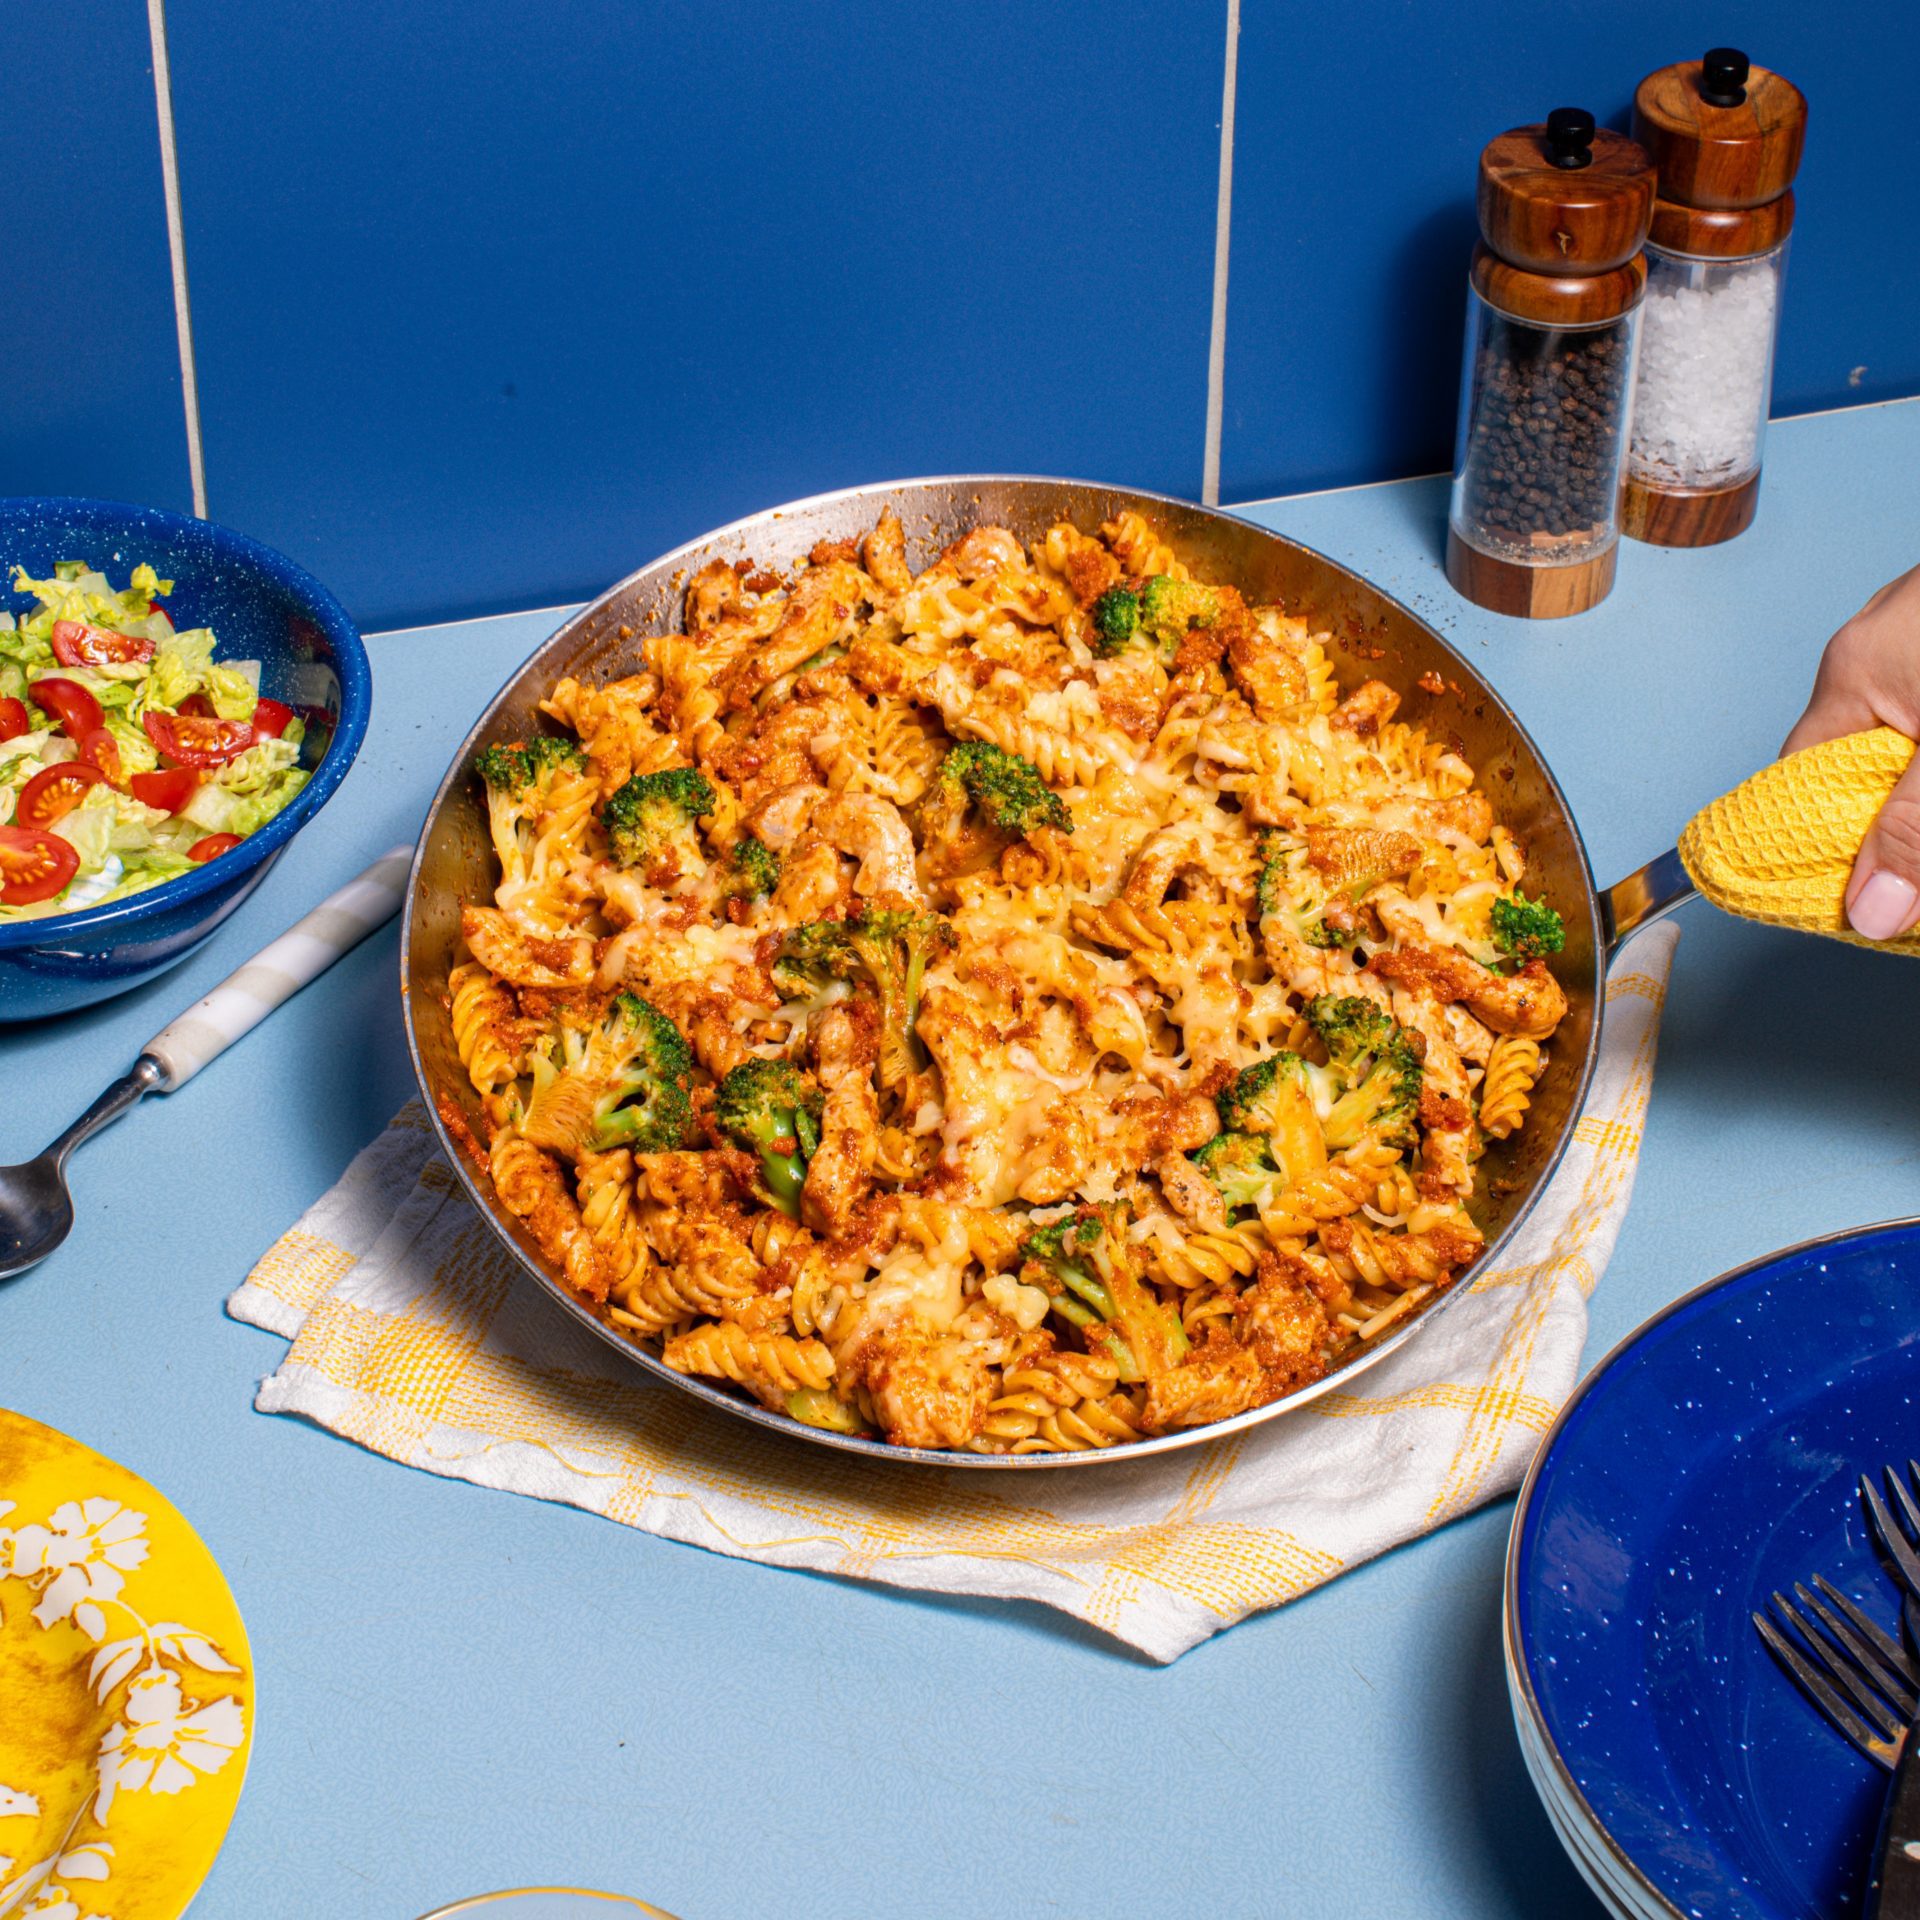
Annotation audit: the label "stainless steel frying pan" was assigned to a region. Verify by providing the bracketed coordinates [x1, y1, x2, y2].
[400, 478, 1694, 1468]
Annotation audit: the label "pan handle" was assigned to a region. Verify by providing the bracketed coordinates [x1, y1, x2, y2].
[1602, 847, 1696, 955]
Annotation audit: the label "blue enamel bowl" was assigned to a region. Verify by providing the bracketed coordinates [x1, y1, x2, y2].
[1506, 1220, 1920, 1919]
[0, 497, 370, 1020]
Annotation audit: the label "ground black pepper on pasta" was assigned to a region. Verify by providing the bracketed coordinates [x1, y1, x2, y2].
[1455, 314, 1634, 556]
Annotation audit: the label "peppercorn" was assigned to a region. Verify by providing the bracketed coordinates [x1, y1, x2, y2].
[1455, 313, 1634, 556]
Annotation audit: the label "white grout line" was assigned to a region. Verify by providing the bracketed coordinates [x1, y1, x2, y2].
[1200, 0, 1240, 508]
[365, 601, 582, 642]
[1225, 467, 1448, 511]
[146, 0, 207, 519]
[1753, 388, 1920, 426]
[1223, 391, 1920, 515]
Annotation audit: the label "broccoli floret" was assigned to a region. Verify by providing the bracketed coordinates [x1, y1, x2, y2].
[1089, 585, 1141, 655]
[1216, 1053, 1313, 1137]
[728, 834, 780, 900]
[518, 991, 694, 1157]
[594, 994, 695, 1150]
[601, 766, 716, 878]
[1304, 995, 1393, 1061]
[847, 907, 957, 1087]
[771, 908, 956, 1088]
[1252, 828, 1373, 950]
[1254, 830, 1289, 920]
[1490, 891, 1566, 963]
[1089, 575, 1220, 665]
[1020, 1214, 1107, 1303]
[1139, 576, 1220, 647]
[475, 734, 585, 796]
[714, 1058, 824, 1217]
[1189, 1132, 1282, 1215]
[936, 742, 1072, 839]
[1020, 1214, 1124, 1358]
[1018, 1209, 1187, 1383]
[1252, 830, 1344, 948]
[475, 736, 589, 886]
[1304, 995, 1423, 1152]
[769, 919, 856, 1001]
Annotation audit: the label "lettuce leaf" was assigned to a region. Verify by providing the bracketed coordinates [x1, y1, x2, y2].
[148, 627, 217, 709]
[226, 768, 308, 836]
[205, 661, 259, 721]
[179, 760, 308, 837]
[214, 734, 300, 794]
[11, 562, 173, 649]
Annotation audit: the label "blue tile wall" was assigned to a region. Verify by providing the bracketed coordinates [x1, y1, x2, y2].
[0, 0, 192, 512]
[5, 3, 1916, 627]
[1220, 2, 1920, 501]
[161, 0, 1227, 631]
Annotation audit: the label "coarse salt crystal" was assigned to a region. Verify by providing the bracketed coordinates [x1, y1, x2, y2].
[1629, 260, 1780, 489]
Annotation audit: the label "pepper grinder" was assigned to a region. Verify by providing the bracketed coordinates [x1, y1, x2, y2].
[1623, 47, 1808, 547]
[1445, 109, 1655, 619]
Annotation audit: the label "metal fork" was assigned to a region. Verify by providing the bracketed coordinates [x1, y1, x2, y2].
[1754, 1576, 1918, 1770]
[1863, 1463, 1920, 1605]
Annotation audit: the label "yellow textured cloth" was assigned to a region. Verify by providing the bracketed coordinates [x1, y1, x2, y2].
[1680, 726, 1920, 956]
[227, 929, 1678, 1662]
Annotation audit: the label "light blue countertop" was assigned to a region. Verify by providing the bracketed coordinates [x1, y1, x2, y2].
[4, 401, 1919, 1920]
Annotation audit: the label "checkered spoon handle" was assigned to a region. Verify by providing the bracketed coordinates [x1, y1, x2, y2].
[142, 846, 412, 1088]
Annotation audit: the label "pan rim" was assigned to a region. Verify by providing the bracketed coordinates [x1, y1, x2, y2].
[401, 473, 1605, 1469]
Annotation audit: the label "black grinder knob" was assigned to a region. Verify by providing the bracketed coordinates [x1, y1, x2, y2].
[1700, 47, 1750, 107]
[1545, 107, 1596, 169]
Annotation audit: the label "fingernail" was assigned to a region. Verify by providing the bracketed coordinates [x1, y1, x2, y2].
[1848, 870, 1919, 941]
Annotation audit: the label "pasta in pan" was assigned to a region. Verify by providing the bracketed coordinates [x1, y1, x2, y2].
[447, 509, 1570, 1453]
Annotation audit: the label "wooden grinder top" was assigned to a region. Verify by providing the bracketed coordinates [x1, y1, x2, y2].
[1634, 49, 1807, 256]
[1475, 110, 1655, 325]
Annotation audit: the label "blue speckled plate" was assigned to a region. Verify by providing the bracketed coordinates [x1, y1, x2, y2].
[1506, 1220, 1920, 1920]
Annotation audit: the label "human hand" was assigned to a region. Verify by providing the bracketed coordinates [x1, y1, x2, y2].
[1782, 561, 1920, 940]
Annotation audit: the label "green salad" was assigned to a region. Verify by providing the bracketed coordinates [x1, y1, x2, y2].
[0, 561, 311, 920]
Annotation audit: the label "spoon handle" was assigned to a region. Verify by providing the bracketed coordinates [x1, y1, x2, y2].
[45, 1056, 170, 1167]
[141, 846, 412, 1090]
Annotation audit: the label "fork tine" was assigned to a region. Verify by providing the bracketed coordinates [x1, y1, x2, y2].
[1812, 1575, 1916, 1686]
[1860, 1475, 1920, 1601]
[1794, 1582, 1918, 1712]
[1755, 1612, 1898, 1770]
[1887, 1466, 1920, 1546]
[1769, 1592, 1908, 1739]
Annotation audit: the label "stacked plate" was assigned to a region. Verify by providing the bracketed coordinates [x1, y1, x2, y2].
[1503, 1219, 1920, 1919]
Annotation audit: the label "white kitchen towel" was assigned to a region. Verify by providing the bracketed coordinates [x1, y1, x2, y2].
[229, 924, 1678, 1662]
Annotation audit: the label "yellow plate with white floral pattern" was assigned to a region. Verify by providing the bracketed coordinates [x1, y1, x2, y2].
[0, 1408, 252, 1920]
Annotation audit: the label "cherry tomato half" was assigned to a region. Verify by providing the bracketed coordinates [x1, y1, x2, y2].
[29, 676, 104, 740]
[127, 766, 203, 814]
[79, 726, 124, 784]
[17, 761, 106, 829]
[176, 692, 215, 718]
[50, 618, 154, 668]
[188, 833, 242, 862]
[0, 823, 78, 905]
[0, 697, 27, 744]
[143, 710, 254, 768]
[250, 697, 294, 738]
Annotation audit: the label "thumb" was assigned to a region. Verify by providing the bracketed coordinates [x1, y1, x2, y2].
[1846, 743, 1920, 940]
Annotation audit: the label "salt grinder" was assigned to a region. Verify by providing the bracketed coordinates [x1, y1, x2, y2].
[1623, 47, 1807, 546]
[1445, 109, 1654, 619]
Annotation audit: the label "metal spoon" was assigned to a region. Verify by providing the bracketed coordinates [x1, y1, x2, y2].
[0, 846, 410, 1280]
